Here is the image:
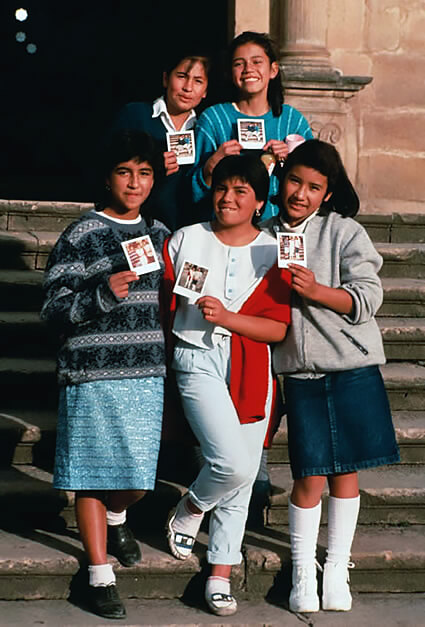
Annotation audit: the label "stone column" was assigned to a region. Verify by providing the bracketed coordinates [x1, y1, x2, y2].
[270, 0, 372, 183]
[277, 0, 332, 73]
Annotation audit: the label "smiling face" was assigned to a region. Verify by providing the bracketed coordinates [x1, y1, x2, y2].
[106, 159, 154, 219]
[163, 58, 208, 116]
[231, 42, 278, 98]
[281, 165, 332, 227]
[213, 177, 263, 229]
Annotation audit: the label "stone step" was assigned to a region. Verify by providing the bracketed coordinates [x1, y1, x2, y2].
[3, 312, 425, 363]
[0, 462, 185, 532]
[269, 411, 425, 465]
[267, 464, 425, 525]
[382, 362, 425, 411]
[0, 312, 55, 358]
[0, 231, 57, 271]
[0, 270, 44, 312]
[357, 213, 425, 244]
[2, 274, 424, 319]
[377, 242, 425, 278]
[3, 228, 425, 276]
[0, 358, 57, 409]
[379, 317, 425, 360]
[379, 278, 425, 317]
[0, 411, 57, 468]
[0, 523, 423, 600]
[0, 200, 89, 232]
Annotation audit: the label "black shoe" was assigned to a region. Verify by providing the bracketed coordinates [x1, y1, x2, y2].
[107, 522, 142, 567]
[87, 584, 126, 620]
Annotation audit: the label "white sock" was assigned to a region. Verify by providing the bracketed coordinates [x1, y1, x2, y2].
[171, 494, 204, 538]
[106, 509, 126, 526]
[205, 576, 231, 598]
[88, 563, 115, 587]
[288, 498, 322, 566]
[326, 495, 360, 565]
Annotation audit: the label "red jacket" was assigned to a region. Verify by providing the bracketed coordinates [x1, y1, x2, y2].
[161, 239, 291, 446]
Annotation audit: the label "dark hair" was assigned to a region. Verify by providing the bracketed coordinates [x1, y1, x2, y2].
[163, 51, 211, 80]
[98, 130, 164, 221]
[278, 139, 360, 217]
[211, 154, 270, 224]
[228, 31, 284, 117]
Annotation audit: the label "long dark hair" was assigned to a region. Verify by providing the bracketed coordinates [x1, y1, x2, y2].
[97, 130, 164, 223]
[278, 139, 360, 217]
[212, 154, 270, 224]
[228, 31, 284, 117]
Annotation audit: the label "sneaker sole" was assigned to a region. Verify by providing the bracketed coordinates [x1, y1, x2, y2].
[166, 510, 193, 560]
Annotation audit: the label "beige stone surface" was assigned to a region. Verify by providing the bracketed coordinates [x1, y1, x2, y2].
[327, 0, 365, 50]
[362, 111, 425, 153]
[234, 0, 270, 36]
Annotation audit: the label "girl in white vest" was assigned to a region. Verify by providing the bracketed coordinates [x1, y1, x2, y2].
[165, 154, 291, 616]
[262, 139, 400, 614]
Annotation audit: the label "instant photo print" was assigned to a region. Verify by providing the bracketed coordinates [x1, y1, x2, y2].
[166, 130, 195, 165]
[121, 235, 160, 275]
[173, 260, 209, 301]
[277, 233, 307, 268]
[237, 119, 266, 149]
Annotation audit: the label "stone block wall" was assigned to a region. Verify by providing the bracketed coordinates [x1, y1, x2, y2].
[326, 0, 425, 213]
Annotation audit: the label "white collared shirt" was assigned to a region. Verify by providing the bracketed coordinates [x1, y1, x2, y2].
[152, 96, 197, 134]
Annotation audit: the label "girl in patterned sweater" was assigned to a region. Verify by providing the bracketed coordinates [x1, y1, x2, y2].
[41, 130, 169, 620]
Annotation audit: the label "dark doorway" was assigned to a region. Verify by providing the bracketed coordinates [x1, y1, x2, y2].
[0, 1, 228, 202]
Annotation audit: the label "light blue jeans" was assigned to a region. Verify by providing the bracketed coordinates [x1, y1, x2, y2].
[172, 337, 270, 565]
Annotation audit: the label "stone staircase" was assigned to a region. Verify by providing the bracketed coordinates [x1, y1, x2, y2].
[0, 200, 424, 602]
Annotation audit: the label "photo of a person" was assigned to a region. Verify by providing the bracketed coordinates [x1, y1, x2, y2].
[174, 261, 209, 299]
[278, 233, 306, 267]
[121, 234, 159, 275]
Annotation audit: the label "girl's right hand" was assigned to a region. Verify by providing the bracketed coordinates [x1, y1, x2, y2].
[164, 151, 179, 176]
[203, 140, 242, 185]
[109, 271, 139, 298]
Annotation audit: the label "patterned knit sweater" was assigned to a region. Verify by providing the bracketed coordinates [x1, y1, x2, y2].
[41, 210, 170, 386]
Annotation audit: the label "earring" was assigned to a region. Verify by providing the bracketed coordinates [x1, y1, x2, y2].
[255, 208, 261, 217]
[105, 184, 111, 191]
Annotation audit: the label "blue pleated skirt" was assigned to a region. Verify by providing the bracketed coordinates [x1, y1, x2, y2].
[54, 377, 164, 491]
[284, 366, 400, 479]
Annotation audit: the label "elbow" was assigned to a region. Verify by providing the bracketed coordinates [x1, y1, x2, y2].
[272, 323, 288, 343]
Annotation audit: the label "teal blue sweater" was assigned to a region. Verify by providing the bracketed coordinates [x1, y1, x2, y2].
[192, 102, 314, 221]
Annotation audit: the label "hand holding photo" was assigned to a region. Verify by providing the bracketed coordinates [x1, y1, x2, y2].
[166, 130, 195, 165]
[121, 235, 160, 275]
[277, 233, 307, 268]
[173, 260, 209, 300]
[237, 119, 266, 149]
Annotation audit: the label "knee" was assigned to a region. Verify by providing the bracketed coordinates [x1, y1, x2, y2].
[213, 455, 255, 491]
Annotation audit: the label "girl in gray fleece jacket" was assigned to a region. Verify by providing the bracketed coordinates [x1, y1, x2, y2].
[262, 140, 399, 614]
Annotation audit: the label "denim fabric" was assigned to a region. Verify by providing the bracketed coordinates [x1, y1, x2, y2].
[173, 338, 270, 564]
[284, 365, 400, 479]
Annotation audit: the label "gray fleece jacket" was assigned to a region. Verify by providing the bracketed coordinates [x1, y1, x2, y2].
[262, 211, 386, 374]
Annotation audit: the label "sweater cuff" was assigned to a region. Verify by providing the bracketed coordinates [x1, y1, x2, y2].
[96, 278, 121, 313]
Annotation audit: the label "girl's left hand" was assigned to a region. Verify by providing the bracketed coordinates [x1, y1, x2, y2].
[197, 296, 228, 325]
[164, 151, 179, 176]
[263, 140, 289, 163]
[288, 264, 320, 300]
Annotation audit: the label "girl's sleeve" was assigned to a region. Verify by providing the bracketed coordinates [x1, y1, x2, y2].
[283, 106, 314, 140]
[40, 233, 119, 329]
[191, 110, 220, 203]
[340, 226, 384, 324]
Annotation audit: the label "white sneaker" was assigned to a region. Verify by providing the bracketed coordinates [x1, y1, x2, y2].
[289, 564, 319, 613]
[205, 590, 238, 616]
[322, 561, 354, 611]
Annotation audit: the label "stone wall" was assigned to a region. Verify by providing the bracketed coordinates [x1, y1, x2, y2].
[232, 0, 424, 214]
[324, 0, 424, 213]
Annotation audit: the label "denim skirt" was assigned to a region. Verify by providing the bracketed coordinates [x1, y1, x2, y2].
[283, 365, 400, 479]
